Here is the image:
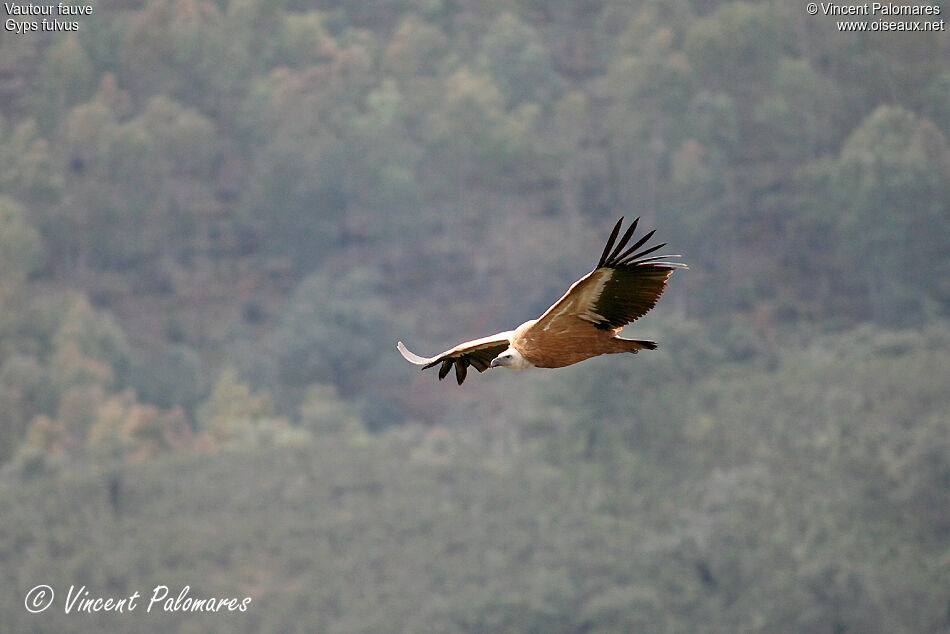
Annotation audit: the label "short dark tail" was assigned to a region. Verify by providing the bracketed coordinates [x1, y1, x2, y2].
[616, 338, 657, 353]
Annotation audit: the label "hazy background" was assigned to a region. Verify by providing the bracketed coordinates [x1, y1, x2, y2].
[1, 0, 949, 631]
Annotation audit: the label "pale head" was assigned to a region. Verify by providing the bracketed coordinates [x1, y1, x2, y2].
[490, 347, 534, 370]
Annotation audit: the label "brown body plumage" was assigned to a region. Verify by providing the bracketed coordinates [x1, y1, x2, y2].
[513, 318, 654, 369]
[397, 217, 686, 384]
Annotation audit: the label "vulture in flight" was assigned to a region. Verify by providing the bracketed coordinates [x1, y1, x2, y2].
[397, 217, 686, 384]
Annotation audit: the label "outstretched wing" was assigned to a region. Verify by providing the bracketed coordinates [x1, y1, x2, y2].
[396, 331, 513, 385]
[530, 217, 687, 334]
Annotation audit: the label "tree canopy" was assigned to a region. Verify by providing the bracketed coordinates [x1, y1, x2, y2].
[0, 1, 948, 632]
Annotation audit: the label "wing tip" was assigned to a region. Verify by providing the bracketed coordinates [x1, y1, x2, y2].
[597, 217, 627, 269]
[596, 218, 688, 270]
[396, 341, 430, 365]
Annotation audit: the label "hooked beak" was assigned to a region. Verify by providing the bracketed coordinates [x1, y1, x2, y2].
[490, 357, 502, 368]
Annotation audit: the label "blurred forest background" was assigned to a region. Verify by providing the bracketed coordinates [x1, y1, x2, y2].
[1, 0, 950, 631]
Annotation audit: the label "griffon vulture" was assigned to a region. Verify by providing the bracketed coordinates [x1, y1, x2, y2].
[397, 217, 686, 384]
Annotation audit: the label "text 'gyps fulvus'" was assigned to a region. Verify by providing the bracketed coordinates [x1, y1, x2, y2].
[397, 217, 687, 384]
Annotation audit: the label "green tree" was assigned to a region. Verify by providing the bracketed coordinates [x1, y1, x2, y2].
[0, 355, 49, 464]
[87, 389, 191, 461]
[0, 120, 62, 206]
[383, 14, 448, 77]
[476, 12, 563, 107]
[0, 195, 43, 289]
[274, 10, 338, 67]
[751, 58, 841, 162]
[119, 0, 247, 112]
[196, 367, 299, 446]
[32, 35, 94, 130]
[48, 296, 130, 394]
[423, 68, 542, 186]
[246, 267, 400, 423]
[57, 85, 220, 272]
[298, 383, 364, 435]
[139, 94, 218, 178]
[828, 106, 950, 323]
[601, 25, 696, 217]
[684, 2, 783, 99]
[922, 72, 950, 137]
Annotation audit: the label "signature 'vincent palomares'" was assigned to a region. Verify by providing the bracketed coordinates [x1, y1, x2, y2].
[397, 217, 687, 385]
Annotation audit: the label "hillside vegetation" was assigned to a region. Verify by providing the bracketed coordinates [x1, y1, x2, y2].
[1, 0, 949, 631]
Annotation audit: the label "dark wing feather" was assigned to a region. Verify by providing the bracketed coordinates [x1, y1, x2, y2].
[586, 265, 676, 330]
[396, 332, 513, 385]
[531, 217, 687, 334]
